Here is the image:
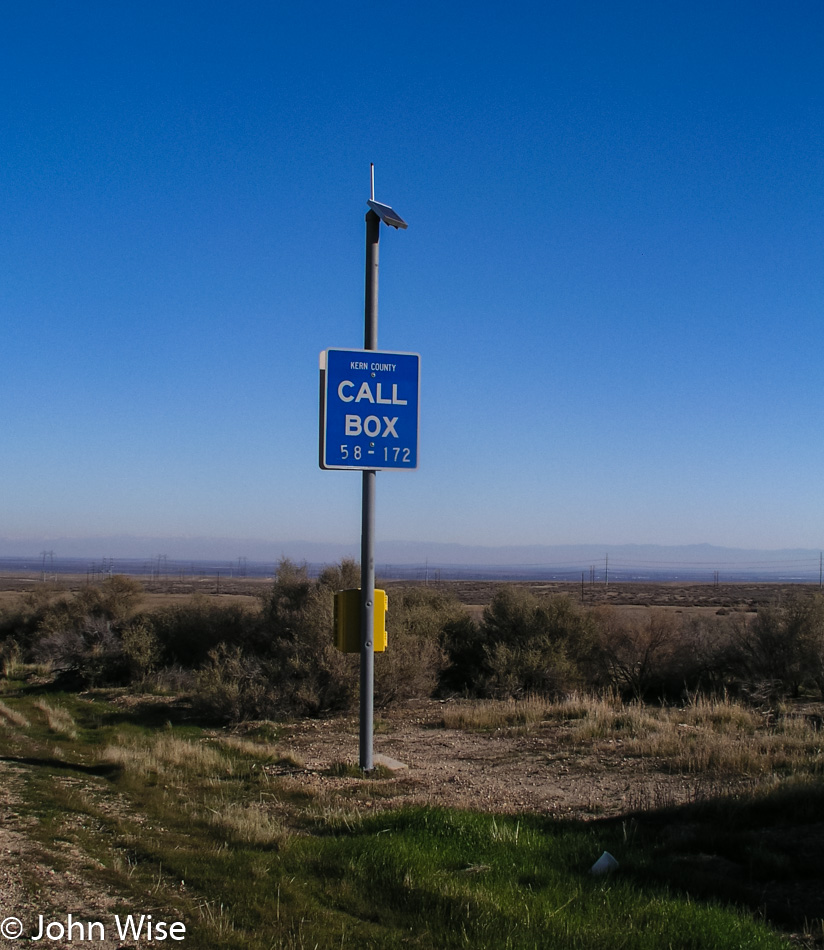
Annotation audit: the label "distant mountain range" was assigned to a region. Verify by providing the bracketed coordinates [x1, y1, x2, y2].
[0, 535, 821, 575]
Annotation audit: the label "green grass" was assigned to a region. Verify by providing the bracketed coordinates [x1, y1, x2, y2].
[0, 687, 802, 949]
[295, 807, 790, 949]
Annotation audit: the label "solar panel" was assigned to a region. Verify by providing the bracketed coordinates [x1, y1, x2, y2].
[366, 199, 408, 230]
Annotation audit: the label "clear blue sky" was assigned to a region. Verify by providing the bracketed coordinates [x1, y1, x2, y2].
[2, 1, 823, 554]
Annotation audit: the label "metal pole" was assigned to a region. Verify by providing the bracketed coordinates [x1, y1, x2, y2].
[360, 208, 380, 771]
[360, 471, 375, 770]
[365, 210, 379, 349]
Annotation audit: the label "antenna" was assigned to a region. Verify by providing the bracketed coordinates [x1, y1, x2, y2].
[370, 163, 375, 201]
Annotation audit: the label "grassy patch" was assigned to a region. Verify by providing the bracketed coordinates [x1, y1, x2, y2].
[0, 697, 30, 728]
[33, 699, 78, 738]
[296, 807, 790, 949]
[101, 732, 231, 779]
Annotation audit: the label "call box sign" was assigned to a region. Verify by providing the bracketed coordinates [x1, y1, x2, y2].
[319, 348, 420, 470]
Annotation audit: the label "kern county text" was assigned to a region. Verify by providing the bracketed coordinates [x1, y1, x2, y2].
[0, 913, 186, 942]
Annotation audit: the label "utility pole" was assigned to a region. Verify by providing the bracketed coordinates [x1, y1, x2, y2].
[40, 550, 54, 582]
[358, 166, 408, 772]
[360, 190, 380, 773]
[319, 167, 412, 773]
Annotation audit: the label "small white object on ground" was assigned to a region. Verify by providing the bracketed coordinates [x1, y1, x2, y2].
[590, 851, 619, 875]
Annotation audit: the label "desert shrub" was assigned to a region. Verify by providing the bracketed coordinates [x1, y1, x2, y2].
[731, 594, 824, 698]
[678, 613, 741, 695]
[316, 558, 361, 592]
[373, 588, 458, 706]
[489, 589, 598, 696]
[5, 575, 267, 689]
[9, 577, 144, 686]
[439, 614, 487, 694]
[734, 605, 801, 697]
[91, 574, 143, 622]
[794, 595, 824, 696]
[193, 645, 276, 722]
[2, 576, 143, 673]
[38, 575, 143, 632]
[257, 559, 357, 716]
[444, 588, 597, 698]
[121, 619, 162, 681]
[148, 596, 258, 667]
[144, 560, 360, 718]
[33, 615, 129, 686]
[2, 584, 68, 649]
[0, 603, 29, 649]
[593, 608, 686, 699]
[484, 637, 581, 697]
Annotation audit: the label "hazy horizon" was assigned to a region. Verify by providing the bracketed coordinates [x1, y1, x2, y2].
[2, 534, 822, 571]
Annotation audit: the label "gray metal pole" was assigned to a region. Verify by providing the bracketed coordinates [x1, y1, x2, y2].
[359, 471, 375, 770]
[365, 210, 379, 349]
[360, 209, 380, 771]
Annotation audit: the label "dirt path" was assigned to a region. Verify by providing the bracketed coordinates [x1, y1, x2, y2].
[0, 760, 129, 947]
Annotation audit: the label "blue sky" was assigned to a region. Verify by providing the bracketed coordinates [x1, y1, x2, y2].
[2, 1, 823, 555]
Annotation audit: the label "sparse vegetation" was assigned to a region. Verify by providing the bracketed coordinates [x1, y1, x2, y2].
[0, 686, 805, 948]
[439, 692, 824, 781]
[4, 574, 824, 944]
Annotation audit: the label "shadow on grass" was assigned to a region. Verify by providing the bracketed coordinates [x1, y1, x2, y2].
[602, 779, 824, 934]
[0, 754, 122, 779]
[8, 681, 203, 729]
[76, 702, 199, 730]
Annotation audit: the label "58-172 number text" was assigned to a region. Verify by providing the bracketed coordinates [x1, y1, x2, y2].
[339, 445, 411, 463]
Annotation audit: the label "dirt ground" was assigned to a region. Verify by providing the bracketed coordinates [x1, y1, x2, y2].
[274, 698, 743, 818]
[0, 762, 128, 948]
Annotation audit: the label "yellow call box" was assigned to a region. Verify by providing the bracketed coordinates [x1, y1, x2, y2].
[333, 589, 388, 653]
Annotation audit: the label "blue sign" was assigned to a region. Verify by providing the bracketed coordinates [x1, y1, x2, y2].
[320, 348, 420, 470]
